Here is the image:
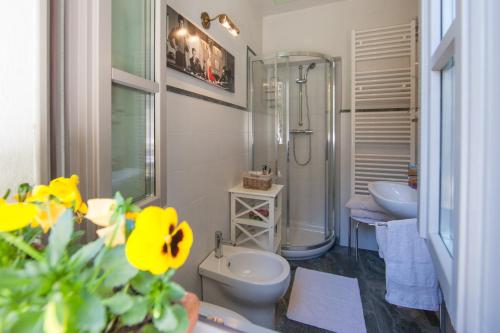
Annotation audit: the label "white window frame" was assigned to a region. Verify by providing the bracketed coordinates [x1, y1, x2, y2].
[421, 0, 500, 330]
[96, 0, 167, 207]
[420, 0, 458, 315]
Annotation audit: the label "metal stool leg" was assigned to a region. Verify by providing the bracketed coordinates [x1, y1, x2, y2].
[355, 221, 360, 261]
[348, 217, 352, 256]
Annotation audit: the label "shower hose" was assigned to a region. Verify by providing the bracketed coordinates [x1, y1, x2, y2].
[293, 80, 312, 166]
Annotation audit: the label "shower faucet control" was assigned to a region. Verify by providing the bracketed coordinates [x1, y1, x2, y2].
[290, 129, 314, 135]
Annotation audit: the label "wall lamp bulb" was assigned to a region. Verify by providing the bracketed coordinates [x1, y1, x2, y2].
[201, 12, 240, 36]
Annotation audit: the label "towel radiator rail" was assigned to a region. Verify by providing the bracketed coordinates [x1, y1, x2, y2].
[351, 20, 418, 195]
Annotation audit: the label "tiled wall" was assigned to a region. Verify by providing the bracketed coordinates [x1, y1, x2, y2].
[167, 92, 250, 295]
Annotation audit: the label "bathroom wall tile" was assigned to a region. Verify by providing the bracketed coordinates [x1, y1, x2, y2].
[167, 100, 249, 296]
[167, 134, 194, 172]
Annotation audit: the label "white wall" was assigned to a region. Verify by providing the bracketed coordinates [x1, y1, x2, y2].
[166, 0, 262, 296]
[0, 0, 46, 192]
[262, 0, 419, 250]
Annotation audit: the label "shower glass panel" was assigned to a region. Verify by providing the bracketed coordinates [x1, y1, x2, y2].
[250, 52, 338, 260]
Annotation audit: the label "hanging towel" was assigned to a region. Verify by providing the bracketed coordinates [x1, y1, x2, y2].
[384, 219, 439, 311]
[346, 194, 387, 213]
[351, 209, 393, 222]
[375, 223, 387, 259]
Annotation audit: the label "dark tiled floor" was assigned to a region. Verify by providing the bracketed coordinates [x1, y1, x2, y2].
[276, 245, 440, 333]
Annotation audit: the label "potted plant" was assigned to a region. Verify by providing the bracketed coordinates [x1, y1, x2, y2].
[0, 175, 196, 333]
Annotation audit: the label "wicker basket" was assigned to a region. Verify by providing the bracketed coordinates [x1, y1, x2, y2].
[242, 172, 272, 190]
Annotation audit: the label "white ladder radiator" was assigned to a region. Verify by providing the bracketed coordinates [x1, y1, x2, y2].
[351, 21, 418, 195]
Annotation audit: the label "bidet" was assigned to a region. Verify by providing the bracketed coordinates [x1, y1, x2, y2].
[199, 245, 291, 329]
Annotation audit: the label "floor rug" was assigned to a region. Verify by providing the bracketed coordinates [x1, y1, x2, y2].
[286, 267, 367, 333]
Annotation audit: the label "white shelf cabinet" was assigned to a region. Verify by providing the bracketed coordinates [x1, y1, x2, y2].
[229, 183, 284, 253]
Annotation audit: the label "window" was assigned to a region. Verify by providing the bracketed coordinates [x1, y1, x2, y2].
[110, 0, 166, 204]
[421, 0, 458, 322]
[439, 57, 455, 254]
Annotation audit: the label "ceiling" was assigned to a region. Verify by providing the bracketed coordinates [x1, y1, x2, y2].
[254, 0, 345, 16]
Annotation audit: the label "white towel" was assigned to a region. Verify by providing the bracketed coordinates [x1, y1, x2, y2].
[375, 223, 387, 258]
[346, 195, 387, 213]
[383, 219, 439, 311]
[351, 209, 393, 222]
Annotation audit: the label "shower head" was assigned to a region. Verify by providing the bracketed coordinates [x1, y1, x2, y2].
[305, 62, 316, 80]
[296, 62, 316, 84]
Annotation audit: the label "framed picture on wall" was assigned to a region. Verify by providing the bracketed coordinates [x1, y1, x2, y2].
[167, 5, 235, 93]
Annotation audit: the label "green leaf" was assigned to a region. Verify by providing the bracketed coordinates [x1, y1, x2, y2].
[120, 296, 149, 326]
[103, 292, 133, 315]
[47, 209, 74, 266]
[153, 306, 177, 332]
[139, 324, 161, 333]
[17, 183, 32, 202]
[166, 282, 185, 302]
[69, 238, 104, 268]
[10, 311, 43, 333]
[161, 269, 176, 284]
[0, 269, 32, 289]
[170, 304, 189, 333]
[100, 245, 138, 289]
[131, 271, 156, 295]
[2, 188, 11, 200]
[68, 290, 106, 333]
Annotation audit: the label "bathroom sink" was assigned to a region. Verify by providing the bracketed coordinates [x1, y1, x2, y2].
[368, 181, 417, 219]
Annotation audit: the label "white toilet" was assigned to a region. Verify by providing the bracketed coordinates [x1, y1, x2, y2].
[199, 245, 291, 329]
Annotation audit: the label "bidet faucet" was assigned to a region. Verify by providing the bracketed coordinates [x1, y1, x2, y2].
[215, 231, 235, 259]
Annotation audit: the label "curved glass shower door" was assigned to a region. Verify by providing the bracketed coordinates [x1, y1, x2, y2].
[250, 52, 338, 260]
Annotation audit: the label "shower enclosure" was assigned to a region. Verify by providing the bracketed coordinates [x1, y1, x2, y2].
[250, 52, 341, 260]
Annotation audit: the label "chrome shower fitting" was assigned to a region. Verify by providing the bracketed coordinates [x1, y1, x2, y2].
[292, 62, 316, 166]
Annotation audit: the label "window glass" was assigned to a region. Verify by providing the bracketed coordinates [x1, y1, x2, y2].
[439, 57, 455, 254]
[112, 84, 155, 201]
[441, 0, 456, 37]
[112, 0, 153, 79]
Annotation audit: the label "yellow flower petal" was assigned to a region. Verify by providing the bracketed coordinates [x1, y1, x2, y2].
[85, 199, 116, 227]
[49, 177, 79, 208]
[78, 202, 88, 215]
[134, 206, 176, 235]
[0, 202, 38, 232]
[28, 185, 51, 203]
[33, 201, 67, 233]
[125, 212, 138, 220]
[125, 207, 192, 275]
[126, 226, 169, 273]
[169, 221, 194, 269]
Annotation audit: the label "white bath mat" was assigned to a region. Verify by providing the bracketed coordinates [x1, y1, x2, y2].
[286, 267, 367, 333]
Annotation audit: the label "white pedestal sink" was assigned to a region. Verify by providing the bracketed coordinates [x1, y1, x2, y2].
[368, 181, 418, 219]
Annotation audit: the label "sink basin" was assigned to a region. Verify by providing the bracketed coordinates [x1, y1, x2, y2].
[368, 181, 417, 219]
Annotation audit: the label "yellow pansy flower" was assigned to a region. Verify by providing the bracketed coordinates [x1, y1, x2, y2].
[32, 201, 67, 233]
[29, 175, 88, 215]
[85, 199, 126, 247]
[0, 199, 38, 232]
[125, 207, 193, 275]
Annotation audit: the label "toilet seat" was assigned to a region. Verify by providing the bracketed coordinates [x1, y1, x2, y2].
[193, 302, 277, 333]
